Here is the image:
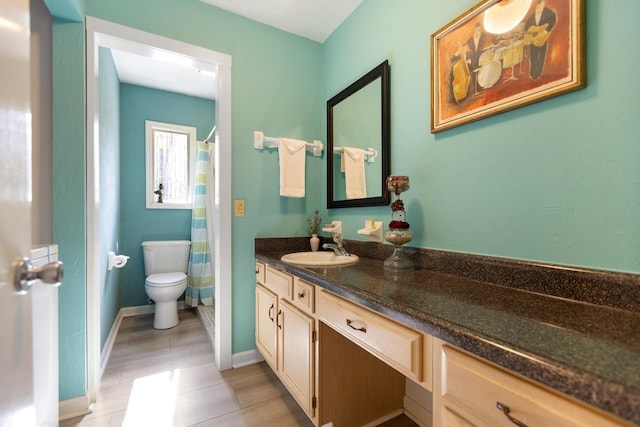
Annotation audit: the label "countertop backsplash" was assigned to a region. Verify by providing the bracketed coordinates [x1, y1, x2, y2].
[256, 237, 640, 313]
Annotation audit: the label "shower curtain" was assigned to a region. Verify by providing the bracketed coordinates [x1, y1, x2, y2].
[186, 141, 215, 307]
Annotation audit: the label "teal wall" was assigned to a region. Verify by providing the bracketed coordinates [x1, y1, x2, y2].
[98, 47, 121, 350]
[55, 0, 323, 398]
[52, 18, 86, 401]
[323, 0, 640, 274]
[118, 83, 215, 308]
[50, 0, 640, 403]
[44, 0, 82, 21]
[84, 0, 325, 359]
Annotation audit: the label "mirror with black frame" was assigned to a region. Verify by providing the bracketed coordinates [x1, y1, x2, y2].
[327, 60, 390, 208]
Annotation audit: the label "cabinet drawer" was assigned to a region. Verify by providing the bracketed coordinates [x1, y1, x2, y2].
[256, 261, 265, 285]
[319, 290, 423, 382]
[441, 345, 624, 427]
[265, 266, 293, 299]
[292, 277, 315, 314]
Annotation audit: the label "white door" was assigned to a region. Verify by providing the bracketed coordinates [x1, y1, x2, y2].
[0, 0, 35, 425]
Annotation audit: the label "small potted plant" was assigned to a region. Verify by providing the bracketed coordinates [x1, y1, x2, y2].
[307, 210, 321, 251]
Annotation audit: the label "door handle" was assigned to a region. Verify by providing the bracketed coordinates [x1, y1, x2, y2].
[13, 257, 64, 294]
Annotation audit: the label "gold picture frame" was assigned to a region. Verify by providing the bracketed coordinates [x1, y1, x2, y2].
[430, 0, 585, 133]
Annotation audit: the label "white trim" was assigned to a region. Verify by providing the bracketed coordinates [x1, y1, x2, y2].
[232, 349, 264, 368]
[119, 304, 155, 317]
[58, 395, 92, 422]
[98, 305, 158, 380]
[85, 23, 101, 407]
[99, 310, 124, 378]
[86, 18, 232, 67]
[85, 17, 233, 408]
[100, 303, 188, 377]
[121, 301, 188, 317]
[214, 60, 233, 371]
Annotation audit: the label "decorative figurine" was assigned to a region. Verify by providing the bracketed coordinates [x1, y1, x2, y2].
[154, 183, 164, 203]
[383, 176, 414, 271]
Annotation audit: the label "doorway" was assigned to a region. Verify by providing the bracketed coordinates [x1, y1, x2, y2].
[85, 17, 233, 403]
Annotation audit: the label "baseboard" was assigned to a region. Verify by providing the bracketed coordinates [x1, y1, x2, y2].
[100, 310, 124, 378]
[195, 305, 216, 351]
[59, 395, 92, 421]
[101, 303, 189, 377]
[119, 303, 155, 317]
[119, 301, 188, 317]
[110, 301, 264, 371]
[232, 349, 264, 368]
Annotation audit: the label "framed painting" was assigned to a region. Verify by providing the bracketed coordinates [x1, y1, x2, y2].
[430, 0, 585, 133]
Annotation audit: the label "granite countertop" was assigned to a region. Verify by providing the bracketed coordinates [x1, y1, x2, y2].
[255, 239, 640, 426]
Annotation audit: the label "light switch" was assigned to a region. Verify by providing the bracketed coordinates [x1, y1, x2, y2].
[234, 199, 246, 217]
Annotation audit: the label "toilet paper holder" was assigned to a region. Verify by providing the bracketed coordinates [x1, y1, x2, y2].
[107, 251, 129, 271]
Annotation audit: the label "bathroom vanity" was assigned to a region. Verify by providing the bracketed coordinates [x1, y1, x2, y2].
[255, 238, 640, 427]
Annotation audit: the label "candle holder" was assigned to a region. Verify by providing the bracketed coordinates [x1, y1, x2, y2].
[383, 176, 414, 271]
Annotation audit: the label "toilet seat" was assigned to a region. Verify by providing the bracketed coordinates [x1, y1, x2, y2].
[145, 272, 187, 287]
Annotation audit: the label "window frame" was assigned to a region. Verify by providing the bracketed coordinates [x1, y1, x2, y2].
[145, 120, 197, 210]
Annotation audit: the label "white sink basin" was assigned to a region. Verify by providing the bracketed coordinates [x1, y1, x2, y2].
[280, 251, 359, 267]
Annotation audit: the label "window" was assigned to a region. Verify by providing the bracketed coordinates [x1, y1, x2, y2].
[145, 120, 197, 209]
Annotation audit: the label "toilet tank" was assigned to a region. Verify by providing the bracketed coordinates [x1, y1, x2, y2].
[141, 240, 191, 275]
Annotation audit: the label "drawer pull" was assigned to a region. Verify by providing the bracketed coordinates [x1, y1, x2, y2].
[268, 303, 274, 322]
[346, 318, 367, 333]
[496, 402, 528, 427]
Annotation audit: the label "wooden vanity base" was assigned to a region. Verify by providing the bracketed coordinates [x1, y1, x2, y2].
[319, 322, 405, 427]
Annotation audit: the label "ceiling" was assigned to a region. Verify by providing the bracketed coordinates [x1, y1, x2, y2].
[199, 0, 363, 43]
[111, 0, 362, 100]
[111, 49, 218, 100]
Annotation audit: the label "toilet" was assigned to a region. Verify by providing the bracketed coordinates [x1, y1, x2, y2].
[141, 240, 191, 329]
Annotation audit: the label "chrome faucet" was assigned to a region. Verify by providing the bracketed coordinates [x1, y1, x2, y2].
[323, 243, 349, 256]
[322, 220, 350, 256]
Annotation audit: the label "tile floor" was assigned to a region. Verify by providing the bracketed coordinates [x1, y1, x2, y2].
[60, 309, 417, 427]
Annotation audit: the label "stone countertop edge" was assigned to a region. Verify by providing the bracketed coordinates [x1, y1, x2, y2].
[255, 237, 640, 426]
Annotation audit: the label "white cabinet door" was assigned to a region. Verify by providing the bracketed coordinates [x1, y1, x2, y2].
[279, 300, 315, 417]
[255, 285, 278, 370]
[256, 268, 317, 421]
[0, 0, 35, 424]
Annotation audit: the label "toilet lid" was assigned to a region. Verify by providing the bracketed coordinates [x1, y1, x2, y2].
[146, 272, 187, 287]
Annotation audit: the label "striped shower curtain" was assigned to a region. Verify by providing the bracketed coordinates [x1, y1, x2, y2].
[186, 141, 214, 307]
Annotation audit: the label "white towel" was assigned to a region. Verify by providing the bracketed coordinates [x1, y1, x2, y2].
[342, 147, 366, 199]
[278, 137, 307, 197]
